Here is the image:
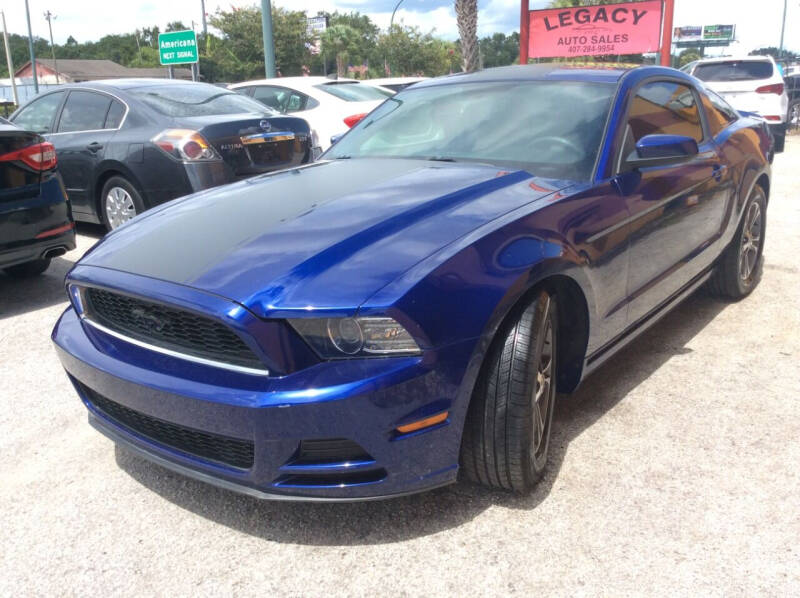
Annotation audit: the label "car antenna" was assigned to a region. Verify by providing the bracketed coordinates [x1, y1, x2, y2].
[326, 72, 338, 81]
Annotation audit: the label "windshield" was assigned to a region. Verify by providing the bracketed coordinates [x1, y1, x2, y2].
[694, 61, 774, 82]
[131, 84, 276, 117]
[326, 80, 615, 180]
[314, 82, 393, 102]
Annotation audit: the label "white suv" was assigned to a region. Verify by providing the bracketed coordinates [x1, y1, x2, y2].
[683, 56, 789, 152]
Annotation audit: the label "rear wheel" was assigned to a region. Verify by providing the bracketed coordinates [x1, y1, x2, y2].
[460, 290, 557, 492]
[3, 258, 51, 278]
[708, 184, 766, 300]
[101, 176, 145, 231]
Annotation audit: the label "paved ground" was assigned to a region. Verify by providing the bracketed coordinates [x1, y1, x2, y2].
[2, 138, 799, 597]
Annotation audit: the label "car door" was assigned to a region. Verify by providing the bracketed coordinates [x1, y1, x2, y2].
[614, 79, 730, 325]
[49, 90, 123, 215]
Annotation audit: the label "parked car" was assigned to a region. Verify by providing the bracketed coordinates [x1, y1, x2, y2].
[0, 116, 75, 277]
[683, 55, 789, 152]
[785, 73, 800, 131]
[53, 65, 772, 501]
[10, 79, 315, 230]
[230, 77, 393, 151]
[363, 77, 428, 93]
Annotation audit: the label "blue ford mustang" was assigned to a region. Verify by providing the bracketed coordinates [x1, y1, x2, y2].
[53, 65, 771, 500]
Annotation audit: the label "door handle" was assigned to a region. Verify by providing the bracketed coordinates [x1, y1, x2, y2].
[712, 164, 726, 182]
[86, 142, 104, 153]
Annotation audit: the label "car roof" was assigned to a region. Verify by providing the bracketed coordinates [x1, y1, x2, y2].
[410, 64, 662, 90]
[64, 78, 223, 91]
[691, 55, 775, 64]
[231, 77, 366, 90]
[367, 77, 427, 85]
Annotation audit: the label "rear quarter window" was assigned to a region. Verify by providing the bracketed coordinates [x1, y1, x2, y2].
[694, 61, 774, 82]
[314, 83, 393, 102]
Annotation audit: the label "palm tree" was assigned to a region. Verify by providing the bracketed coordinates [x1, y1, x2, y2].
[455, 0, 478, 72]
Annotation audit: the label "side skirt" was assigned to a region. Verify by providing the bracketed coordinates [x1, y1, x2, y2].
[581, 267, 714, 378]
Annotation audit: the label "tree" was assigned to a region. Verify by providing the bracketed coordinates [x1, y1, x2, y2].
[321, 24, 361, 77]
[750, 46, 800, 62]
[678, 48, 701, 67]
[479, 32, 519, 68]
[378, 24, 454, 77]
[455, 0, 478, 72]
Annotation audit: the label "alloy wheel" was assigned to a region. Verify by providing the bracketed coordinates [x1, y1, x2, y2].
[105, 186, 137, 229]
[739, 200, 762, 283]
[531, 296, 554, 461]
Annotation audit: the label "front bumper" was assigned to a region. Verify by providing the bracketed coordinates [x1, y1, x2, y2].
[53, 306, 475, 500]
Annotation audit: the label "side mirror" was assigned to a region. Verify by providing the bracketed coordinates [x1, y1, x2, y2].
[626, 134, 699, 169]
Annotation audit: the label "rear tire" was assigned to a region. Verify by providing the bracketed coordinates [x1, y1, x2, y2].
[3, 258, 51, 278]
[100, 176, 145, 232]
[460, 290, 558, 492]
[708, 184, 766, 300]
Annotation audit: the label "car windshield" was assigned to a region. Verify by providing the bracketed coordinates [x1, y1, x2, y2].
[694, 61, 774, 82]
[131, 84, 276, 117]
[325, 80, 615, 181]
[314, 82, 394, 102]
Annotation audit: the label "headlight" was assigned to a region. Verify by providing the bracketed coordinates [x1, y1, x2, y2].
[290, 317, 421, 358]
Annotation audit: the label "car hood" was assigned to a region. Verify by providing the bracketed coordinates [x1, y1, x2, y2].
[80, 159, 560, 318]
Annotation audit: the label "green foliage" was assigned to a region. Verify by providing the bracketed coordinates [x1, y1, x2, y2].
[0, 6, 463, 83]
[479, 32, 519, 68]
[750, 46, 800, 61]
[678, 49, 701, 67]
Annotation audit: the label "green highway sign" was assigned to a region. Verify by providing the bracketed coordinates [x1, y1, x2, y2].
[158, 30, 198, 65]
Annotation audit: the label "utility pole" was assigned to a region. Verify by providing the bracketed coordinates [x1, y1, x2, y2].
[778, 0, 788, 59]
[200, 0, 208, 54]
[1, 10, 19, 105]
[24, 0, 39, 93]
[261, 0, 276, 78]
[44, 10, 59, 84]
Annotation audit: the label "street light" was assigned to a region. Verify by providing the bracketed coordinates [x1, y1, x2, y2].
[390, 0, 405, 30]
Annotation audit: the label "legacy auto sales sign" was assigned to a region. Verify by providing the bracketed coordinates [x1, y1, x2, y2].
[529, 0, 663, 59]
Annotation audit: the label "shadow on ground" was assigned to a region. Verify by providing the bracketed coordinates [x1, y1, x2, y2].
[116, 291, 728, 546]
[0, 224, 104, 320]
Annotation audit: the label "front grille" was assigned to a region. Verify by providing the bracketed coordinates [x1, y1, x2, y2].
[80, 383, 254, 469]
[85, 288, 263, 370]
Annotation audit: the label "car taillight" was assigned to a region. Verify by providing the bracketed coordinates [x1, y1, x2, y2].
[343, 113, 367, 128]
[151, 129, 221, 161]
[0, 141, 58, 171]
[755, 83, 784, 95]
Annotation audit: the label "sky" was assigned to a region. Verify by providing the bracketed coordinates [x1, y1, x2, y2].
[1, 0, 798, 56]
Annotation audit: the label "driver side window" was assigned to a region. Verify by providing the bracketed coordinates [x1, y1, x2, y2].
[12, 91, 64, 134]
[620, 81, 703, 167]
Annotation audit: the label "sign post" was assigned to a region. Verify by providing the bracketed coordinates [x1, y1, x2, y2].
[158, 30, 199, 68]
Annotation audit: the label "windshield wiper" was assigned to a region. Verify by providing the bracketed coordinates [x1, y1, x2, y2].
[426, 156, 457, 162]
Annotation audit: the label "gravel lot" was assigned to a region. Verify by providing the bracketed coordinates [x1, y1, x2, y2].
[2, 137, 799, 596]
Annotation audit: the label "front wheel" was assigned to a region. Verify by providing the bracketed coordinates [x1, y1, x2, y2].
[708, 184, 766, 300]
[460, 290, 558, 492]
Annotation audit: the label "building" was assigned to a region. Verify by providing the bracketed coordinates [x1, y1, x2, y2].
[14, 59, 194, 83]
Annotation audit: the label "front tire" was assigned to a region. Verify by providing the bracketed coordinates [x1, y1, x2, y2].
[101, 176, 145, 231]
[708, 184, 766, 300]
[460, 290, 558, 492]
[3, 258, 51, 278]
